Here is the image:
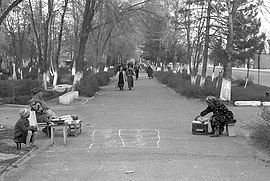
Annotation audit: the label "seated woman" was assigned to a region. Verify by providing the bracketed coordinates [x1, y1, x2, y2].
[195, 96, 236, 137]
[14, 108, 38, 150]
[29, 88, 57, 136]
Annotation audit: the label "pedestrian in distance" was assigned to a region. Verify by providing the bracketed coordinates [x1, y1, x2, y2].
[134, 64, 140, 80]
[116, 66, 126, 91]
[126, 66, 134, 91]
[195, 96, 236, 137]
[147, 64, 153, 79]
[14, 108, 38, 150]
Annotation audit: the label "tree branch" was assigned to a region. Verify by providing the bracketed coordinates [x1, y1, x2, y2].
[0, 0, 24, 25]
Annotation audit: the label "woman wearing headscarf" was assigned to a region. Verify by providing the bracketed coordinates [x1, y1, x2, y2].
[126, 66, 134, 91]
[29, 88, 56, 135]
[115, 67, 126, 91]
[195, 96, 236, 137]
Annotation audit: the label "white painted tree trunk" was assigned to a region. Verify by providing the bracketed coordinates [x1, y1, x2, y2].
[200, 76, 205, 87]
[191, 75, 197, 85]
[187, 65, 190, 75]
[220, 78, 231, 101]
[43, 72, 47, 90]
[72, 60, 76, 76]
[211, 72, 215, 81]
[47, 70, 50, 83]
[19, 68, 23, 79]
[53, 71, 58, 87]
[244, 77, 248, 89]
[72, 71, 83, 87]
[12, 63, 17, 80]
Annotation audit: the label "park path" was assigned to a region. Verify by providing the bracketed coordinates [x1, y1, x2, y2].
[1, 72, 270, 181]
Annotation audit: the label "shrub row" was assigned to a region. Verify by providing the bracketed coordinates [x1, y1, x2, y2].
[75, 69, 114, 97]
[0, 79, 42, 98]
[154, 71, 220, 100]
[154, 71, 270, 102]
[0, 68, 115, 104]
[0, 79, 65, 105]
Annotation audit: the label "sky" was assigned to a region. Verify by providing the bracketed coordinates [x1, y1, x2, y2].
[258, 1, 270, 38]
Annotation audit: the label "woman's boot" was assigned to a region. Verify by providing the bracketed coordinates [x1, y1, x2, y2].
[210, 127, 219, 137]
[208, 124, 215, 134]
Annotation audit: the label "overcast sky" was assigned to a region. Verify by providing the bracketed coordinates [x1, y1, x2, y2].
[258, 1, 270, 38]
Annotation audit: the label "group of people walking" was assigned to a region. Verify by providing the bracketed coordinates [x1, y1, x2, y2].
[115, 63, 155, 91]
[116, 63, 140, 91]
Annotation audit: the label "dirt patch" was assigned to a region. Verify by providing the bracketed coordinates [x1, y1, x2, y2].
[0, 128, 29, 175]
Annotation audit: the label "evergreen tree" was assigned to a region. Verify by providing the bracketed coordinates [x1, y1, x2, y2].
[233, 3, 266, 65]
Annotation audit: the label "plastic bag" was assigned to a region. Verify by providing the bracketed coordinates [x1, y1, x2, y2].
[29, 111, 38, 127]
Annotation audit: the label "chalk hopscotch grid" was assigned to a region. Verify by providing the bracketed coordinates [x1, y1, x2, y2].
[89, 129, 160, 149]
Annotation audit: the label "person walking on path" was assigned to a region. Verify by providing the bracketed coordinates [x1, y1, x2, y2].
[126, 66, 134, 91]
[116, 66, 126, 91]
[14, 108, 38, 150]
[195, 96, 236, 137]
[147, 64, 153, 79]
[134, 64, 140, 80]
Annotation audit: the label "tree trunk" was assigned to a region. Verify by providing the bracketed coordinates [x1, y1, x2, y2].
[53, 71, 58, 87]
[73, 0, 98, 86]
[29, 0, 44, 80]
[186, 1, 192, 76]
[212, 65, 216, 81]
[43, 72, 48, 90]
[191, 75, 197, 85]
[244, 58, 250, 88]
[200, 0, 211, 87]
[220, 0, 234, 101]
[52, 0, 69, 87]
[42, 0, 54, 90]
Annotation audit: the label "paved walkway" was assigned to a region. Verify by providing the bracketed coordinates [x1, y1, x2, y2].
[1, 72, 270, 181]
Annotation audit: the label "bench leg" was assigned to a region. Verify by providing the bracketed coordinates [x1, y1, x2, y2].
[51, 127, 54, 146]
[63, 126, 67, 145]
[16, 143, 21, 150]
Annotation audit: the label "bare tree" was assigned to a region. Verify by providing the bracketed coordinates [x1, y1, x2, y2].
[0, 0, 24, 25]
[52, 0, 69, 86]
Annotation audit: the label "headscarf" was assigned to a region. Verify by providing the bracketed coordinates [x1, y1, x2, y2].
[205, 96, 219, 106]
[30, 89, 49, 110]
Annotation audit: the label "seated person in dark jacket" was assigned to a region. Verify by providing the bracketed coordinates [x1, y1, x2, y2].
[14, 108, 38, 150]
[29, 88, 57, 136]
[195, 96, 236, 137]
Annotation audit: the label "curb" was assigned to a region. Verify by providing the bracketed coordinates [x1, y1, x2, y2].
[2, 104, 28, 108]
[234, 101, 270, 107]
